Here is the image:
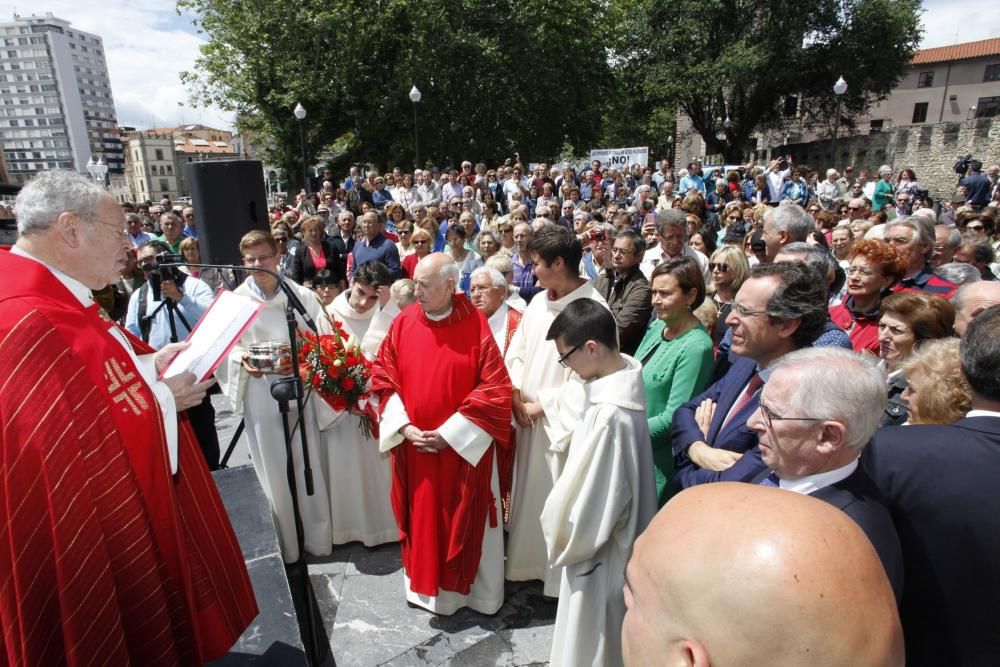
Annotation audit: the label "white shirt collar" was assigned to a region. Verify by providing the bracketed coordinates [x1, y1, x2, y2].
[966, 410, 1000, 419]
[779, 458, 858, 495]
[426, 306, 453, 321]
[11, 245, 94, 307]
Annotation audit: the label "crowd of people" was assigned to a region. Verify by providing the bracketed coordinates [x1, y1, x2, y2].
[3, 151, 1000, 665]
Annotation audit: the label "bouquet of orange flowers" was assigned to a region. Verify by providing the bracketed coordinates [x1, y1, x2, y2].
[299, 322, 376, 438]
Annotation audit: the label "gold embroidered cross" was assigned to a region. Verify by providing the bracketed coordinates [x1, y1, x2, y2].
[105, 358, 148, 415]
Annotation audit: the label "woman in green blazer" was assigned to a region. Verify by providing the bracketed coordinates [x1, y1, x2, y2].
[634, 256, 714, 505]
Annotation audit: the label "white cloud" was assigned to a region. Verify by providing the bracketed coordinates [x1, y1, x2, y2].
[0, 0, 235, 130]
[919, 0, 999, 48]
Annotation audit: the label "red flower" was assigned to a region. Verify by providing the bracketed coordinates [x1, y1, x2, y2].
[345, 355, 360, 367]
[340, 377, 355, 392]
[331, 393, 347, 411]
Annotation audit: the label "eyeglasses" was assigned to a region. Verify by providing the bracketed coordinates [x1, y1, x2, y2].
[243, 254, 275, 264]
[556, 341, 584, 368]
[759, 400, 825, 430]
[709, 262, 730, 272]
[497, 228, 513, 233]
[413, 239, 430, 245]
[91, 217, 130, 242]
[846, 266, 875, 277]
[273, 237, 288, 243]
[731, 302, 769, 319]
[967, 224, 985, 232]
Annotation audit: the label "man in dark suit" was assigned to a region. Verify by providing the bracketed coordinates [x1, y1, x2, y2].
[746, 347, 903, 601]
[672, 262, 828, 489]
[864, 305, 1000, 666]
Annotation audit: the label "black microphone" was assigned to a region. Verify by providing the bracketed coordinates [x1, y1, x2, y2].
[159, 260, 319, 334]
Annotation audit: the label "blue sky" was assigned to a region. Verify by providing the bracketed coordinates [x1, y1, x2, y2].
[0, 0, 996, 132]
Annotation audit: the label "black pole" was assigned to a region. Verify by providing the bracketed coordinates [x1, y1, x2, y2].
[412, 101, 420, 170]
[298, 118, 309, 194]
[271, 377, 320, 666]
[832, 96, 841, 172]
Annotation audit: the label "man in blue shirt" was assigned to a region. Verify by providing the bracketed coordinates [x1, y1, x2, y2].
[960, 160, 992, 210]
[181, 206, 198, 239]
[126, 212, 152, 248]
[351, 211, 401, 281]
[678, 161, 706, 195]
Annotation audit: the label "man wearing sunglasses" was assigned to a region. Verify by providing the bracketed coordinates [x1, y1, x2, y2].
[746, 347, 903, 601]
[671, 262, 829, 489]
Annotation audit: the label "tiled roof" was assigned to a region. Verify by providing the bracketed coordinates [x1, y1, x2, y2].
[912, 38, 1000, 65]
[174, 139, 235, 154]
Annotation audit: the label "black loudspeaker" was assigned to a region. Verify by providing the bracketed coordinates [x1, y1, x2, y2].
[185, 160, 268, 267]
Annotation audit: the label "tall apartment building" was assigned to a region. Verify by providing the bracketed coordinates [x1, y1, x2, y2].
[0, 13, 122, 184]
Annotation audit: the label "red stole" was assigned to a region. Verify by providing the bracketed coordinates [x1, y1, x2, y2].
[0, 252, 256, 665]
[498, 306, 523, 522]
[371, 295, 512, 596]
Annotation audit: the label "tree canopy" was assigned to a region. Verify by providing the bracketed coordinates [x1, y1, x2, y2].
[178, 0, 924, 177]
[616, 0, 924, 162]
[178, 0, 615, 187]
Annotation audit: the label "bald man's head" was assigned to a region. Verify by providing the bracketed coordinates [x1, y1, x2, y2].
[622, 483, 903, 667]
[953, 281, 1000, 337]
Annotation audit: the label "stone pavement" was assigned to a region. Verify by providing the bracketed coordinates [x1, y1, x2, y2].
[211, 395, 558, 667]
[296, 544, 556, 666]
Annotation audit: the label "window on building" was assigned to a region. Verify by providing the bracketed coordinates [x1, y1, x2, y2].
[154, 148, 164, 161]
[975, 96, 1000, 118]
[869, 119, 885, 133]
[911, 102, 928, 124]
[159, 179, 168, 193]
[917, 71, 934, 88]
[985, 64, 1000, 82]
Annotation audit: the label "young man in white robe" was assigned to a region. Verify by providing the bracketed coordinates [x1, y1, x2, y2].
[215, 230, 335, 563]
[321, 261, 400, 546]
[505, 225, 608, 596]
[540, 298, 658, 667]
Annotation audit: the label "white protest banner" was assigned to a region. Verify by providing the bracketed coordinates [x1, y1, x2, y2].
[589, 146, 649, 169]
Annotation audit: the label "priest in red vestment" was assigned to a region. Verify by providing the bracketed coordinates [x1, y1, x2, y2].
[372, 253, 513, 615]
[0, 170, 257, 666]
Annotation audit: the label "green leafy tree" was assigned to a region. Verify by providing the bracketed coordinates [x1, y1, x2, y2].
[616, 0, 923, 163]
[179, 0, 615, 182]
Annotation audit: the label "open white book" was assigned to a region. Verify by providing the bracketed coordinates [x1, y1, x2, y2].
[161, 290, 263, 381]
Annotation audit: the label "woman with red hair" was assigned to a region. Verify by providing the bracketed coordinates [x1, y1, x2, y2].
[828, 239, 907, 354]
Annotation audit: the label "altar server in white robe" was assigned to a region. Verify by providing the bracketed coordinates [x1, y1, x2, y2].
[505, 226, 608, 596]
[216, 230, 334, 563]
[321, 261, 400, 545]
[540, 299, 657, 667]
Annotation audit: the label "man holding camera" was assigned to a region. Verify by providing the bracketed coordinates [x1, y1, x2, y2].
[125, 240, 219, 468]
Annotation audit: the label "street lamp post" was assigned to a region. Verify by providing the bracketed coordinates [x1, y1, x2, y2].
[667, 135, 674, 166]
[293, 102, 309, 193]
[832, 76, 848, 171]
[86, 156, 108, 189]
[409, 85, 422, 170]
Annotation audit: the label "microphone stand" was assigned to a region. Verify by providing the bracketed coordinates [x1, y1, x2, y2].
[161, 259, 323, 666]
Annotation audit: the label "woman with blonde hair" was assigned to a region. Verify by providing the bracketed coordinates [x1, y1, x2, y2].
[706, 245, 750, 344]
[900, 337, 971, 424]
[402, 226, 434, 279]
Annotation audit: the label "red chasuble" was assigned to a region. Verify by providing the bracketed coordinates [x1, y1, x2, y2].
[371, 294, 512, 596]
[0, 252, 257, 666]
